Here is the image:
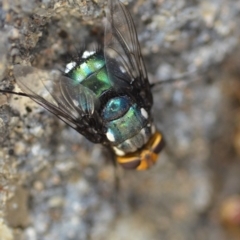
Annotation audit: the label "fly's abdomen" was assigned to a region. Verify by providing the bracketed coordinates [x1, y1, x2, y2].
[66, 53, 112, 98]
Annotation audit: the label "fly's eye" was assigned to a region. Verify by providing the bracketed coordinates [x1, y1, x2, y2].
[102, 96, 130, 121]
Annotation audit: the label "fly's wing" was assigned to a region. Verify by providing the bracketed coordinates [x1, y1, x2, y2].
[104, 0, 153, 110]
[13, 65, 106, 143]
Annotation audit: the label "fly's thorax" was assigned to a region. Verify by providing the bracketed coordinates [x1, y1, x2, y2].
[102, 96, 150, 142]
[102, 96, 148, 142]
[101, 95, 164, 170]
[112, 124, 153, 155]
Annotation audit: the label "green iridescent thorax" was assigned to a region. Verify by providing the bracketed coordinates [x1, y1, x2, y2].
[69, 54, 112, 97]
[105, 103, 149, 144]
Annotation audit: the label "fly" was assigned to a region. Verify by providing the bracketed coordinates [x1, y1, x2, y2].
[0, 0, 164, 170]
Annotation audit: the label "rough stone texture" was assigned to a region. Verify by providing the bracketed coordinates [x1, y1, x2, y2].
[0, 0, 240, 239]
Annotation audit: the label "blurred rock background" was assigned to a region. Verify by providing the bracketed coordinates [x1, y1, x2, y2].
[0, 0, 240, 239]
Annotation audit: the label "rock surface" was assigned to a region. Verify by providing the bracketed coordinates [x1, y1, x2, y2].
[0, 0, 240, 239]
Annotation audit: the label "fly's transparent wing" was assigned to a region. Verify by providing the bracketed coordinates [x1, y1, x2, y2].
[104, 0, 152, 109]
[13, 65, 106, 143]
